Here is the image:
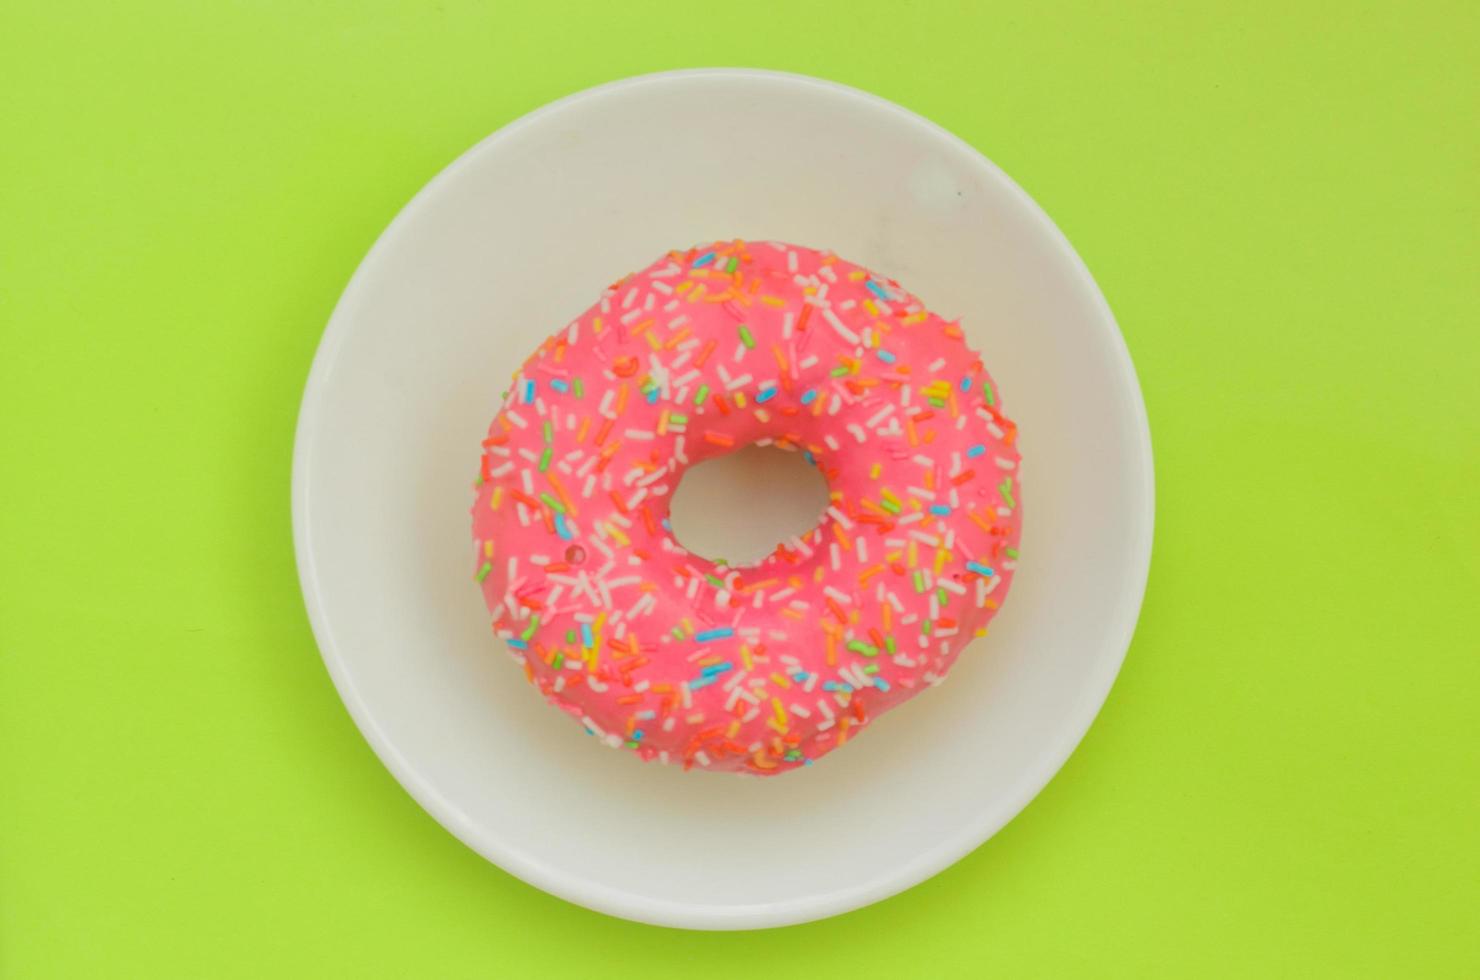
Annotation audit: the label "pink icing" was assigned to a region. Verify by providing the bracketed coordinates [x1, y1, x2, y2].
[472, 241, 1022, 774]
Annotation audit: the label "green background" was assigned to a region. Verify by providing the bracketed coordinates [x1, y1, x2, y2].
[3, 1, 1476, 975]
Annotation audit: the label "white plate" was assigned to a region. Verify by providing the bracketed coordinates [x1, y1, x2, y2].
[293, 69, 1153, 930]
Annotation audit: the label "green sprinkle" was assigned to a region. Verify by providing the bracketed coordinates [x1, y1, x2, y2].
[921, 620, 933, 635]
[566, 629, 577, 643]
[846, 640, 878, 657]
[937, 586, 949, 606]
[830, 366, 849, 377]
[538, 447, 552, 472]
[999, 477, 1015, 508]
[913, 570, 926, 593]
[552, 652, 564, 669]
[885, 635, 897, 654]
[983, 381, 995, 405]
[573, 378, 584, 398]
[862, 663, 880, 675]
[705, 574, 726, 589]
[738, 324, 755, 349]
[694, 384, 710, 405]
[927, 397, 947, 408]
[880, 498, 902, 515]
[671, 626, 686, 640]
[474, 562, 492, 582]
[669, 413, 688, 425]
[520, 616, 540, 642]
[1005, 547, 1020, 560]
[542, 420, 553, 443]
[725, 256, 738, 274]
[539, 492, 566, 514]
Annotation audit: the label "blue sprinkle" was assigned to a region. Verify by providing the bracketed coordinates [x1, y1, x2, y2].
[960, 375, 972, 392]
[823, 681, 853, 693]
[631, 729, 644, 741]
[874, 678, 891, 692]
[966, 444, 986, 458]
[929, 504, 952, 516]
[661, 518, 673, 531]
[865, 280, 889, 300]
[966, 561, 996, 577]
[550, 379, 570, 393]
[695, 627, 735, 642]
[522, 379, 536, 403]
[800, 389, 818, 405]
[692, 251, 717, 268]
[804, 451, 815, 465]
[755, 386, 778, 403]
[793, 671, 811, 681]
[580, 622, 594, 649]
[554, 513, 573, 541]
[875, 349, 897, 364]
[689, 675, 718, 691]
[701, 661, 733, 677]
[507, 638, 528, 650]
[645, 388, 659, 404]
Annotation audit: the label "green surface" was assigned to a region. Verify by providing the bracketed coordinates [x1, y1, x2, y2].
[3, 1, 1477, 976]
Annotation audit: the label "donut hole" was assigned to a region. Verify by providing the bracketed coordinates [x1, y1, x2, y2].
[668, 444, 831, 566]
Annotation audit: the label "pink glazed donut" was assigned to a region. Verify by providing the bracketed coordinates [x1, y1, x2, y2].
[472, 241, 1022, 774]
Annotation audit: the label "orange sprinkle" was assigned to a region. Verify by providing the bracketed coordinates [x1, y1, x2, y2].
[695, 339, 716, 367]
[546, 471, 577, 516]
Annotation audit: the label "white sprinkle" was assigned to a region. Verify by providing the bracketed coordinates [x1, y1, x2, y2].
[823, 307, 859, 343]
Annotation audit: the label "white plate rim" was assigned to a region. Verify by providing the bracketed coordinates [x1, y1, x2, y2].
[291, 67, 1155, 930]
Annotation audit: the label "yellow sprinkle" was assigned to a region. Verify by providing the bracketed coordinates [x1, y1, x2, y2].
[864, 299, 880, 317]
[870, 463, 881, 479]
[770, 672, 792, 689]
[771, 697, 788, 727]
[760, 295, 786, 307]
[908, 540, 919, 568]
[740, 645, 753, 670]
[490, 487, 504, 510]
[675, 280, 694, 295]
[483, 540, 494, 558]
[727, 719, 742, 738]
[848, 270, 868, 281]
[606, 523, 631, 547]
[934, 548, 949, 575]
[734, 392, 747, 408]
